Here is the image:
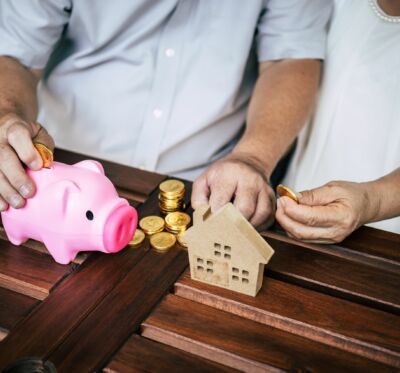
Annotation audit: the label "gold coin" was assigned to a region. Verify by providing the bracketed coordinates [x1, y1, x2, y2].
[139, 216, 165, 235]
[159, 179, 185, 195]
[150, 232, 176, 252]
[129, 229, 145, 247]
[177, 232, 188, 248]
[165, 212, 191, 229]
[34, 143, 53, 168]
[276, 184, 299, 204]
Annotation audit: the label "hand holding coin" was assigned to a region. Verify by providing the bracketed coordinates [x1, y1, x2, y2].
[275, 181, 372, 243]
[0, 115, 55, 209]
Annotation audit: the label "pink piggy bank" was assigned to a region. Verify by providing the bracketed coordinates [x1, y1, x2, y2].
[1, 160, 138, 264]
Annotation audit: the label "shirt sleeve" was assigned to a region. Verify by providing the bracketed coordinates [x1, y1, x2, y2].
[0, 0, 71, 69]
[257, 0, 333, 61]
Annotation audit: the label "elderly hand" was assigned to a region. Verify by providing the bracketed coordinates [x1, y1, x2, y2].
[191, 153, 276, 227]
[275, 181, 376, 243]
[0, 113, 54, 210]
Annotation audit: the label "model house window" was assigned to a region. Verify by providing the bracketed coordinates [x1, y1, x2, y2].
[214, 243, 231, 259]
[196, 257, 205, 272]
[214, 243, 221, 257]
[231, 267, 249, 284]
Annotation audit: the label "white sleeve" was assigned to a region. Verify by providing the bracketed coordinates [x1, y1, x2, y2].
[257, 0, 333, 61]
[0, 0, 71, 69]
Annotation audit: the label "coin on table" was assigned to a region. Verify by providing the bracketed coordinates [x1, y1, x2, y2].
[129, 229, 145, 247]
[139, 216, 165, 235]
[276, 184, 299, 204]
[159, 179, 185, 196]
[34, 143, 53, 168]
[150, 232, 176, 252]
[165, 212, 191, 229]
[177, 232, 188, 248]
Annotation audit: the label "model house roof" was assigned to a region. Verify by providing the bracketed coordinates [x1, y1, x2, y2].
[187, 203, 274, 263]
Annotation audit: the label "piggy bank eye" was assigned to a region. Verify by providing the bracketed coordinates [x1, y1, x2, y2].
[86, 210, 94, 221]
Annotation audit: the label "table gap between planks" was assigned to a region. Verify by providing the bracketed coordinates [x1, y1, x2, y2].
[0, 148, 399, 372]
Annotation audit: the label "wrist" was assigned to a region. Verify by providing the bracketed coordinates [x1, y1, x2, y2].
[359, 181, 382, 224]
[229, 148, 273, 181]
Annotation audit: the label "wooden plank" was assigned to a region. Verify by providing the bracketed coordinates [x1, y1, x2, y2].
[264, 237, 400, 314]
[0, 287, 38, 341]
[47, 248, 188, 371]
[142, 295, 396, 373]
[104, 334, 234, 373]
[175, 271, 400, 367]
[0, 247, 146, 368]
[54, 148, 165, 199]
[342, 226, 400, 263]
[263, 229, 400, 274]
[0, 240, 72, 300]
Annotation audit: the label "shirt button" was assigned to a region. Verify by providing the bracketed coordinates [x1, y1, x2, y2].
[165, 48, 175, 57]
[153, 108, 163, 118]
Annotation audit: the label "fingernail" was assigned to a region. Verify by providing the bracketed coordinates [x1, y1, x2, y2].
[19, 184, 32, 198]
[0, 201, 8, 211]
[10, 195, 23, 208]
[29, 159, 42, 170]
[279, 198, 286, 208]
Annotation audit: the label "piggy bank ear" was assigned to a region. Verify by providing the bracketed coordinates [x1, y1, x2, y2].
[73, 160, 105, 175]
[44, 180, 80, 216]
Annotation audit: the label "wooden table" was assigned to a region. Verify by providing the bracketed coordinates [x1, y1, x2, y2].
[0, 149, 399, 372]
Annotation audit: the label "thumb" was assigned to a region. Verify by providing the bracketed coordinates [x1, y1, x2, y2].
[298, 185, 333, 206]
[32, 123, 55, 152]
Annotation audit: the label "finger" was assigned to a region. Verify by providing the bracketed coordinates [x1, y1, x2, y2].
[0, 195, 8, 211]
[0, 170, 25, 208]
[250, 187, 274, 228]
[279, 196, 345, 227]
[209, 176, 237, 213]
[233, 185, 258, 221]
[299, 185, 336, 206]
[276, 201, 335, 241]
[32, 124, 55, 151]
[191, 174, 210, 209]
[0, 145, 36, 198]
[6, 122, 42, 170]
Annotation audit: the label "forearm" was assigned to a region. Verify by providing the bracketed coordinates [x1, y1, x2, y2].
[233, 59, 321, 177]
[363, 168, 400, 223]
[0, 56, 41, 121]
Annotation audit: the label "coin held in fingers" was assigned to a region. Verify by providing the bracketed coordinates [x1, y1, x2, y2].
[276, 184, 299, 204]
[34, 143, 53, 168]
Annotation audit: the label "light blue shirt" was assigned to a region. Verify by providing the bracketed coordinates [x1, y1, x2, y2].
[0, 0, 332, 179]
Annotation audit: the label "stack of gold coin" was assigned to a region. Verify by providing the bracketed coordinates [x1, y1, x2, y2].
[159, 179, 185, 214]
[164, 211, 191, 235]
[139, 216, 165, 235]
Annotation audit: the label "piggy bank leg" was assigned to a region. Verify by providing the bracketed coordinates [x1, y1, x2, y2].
[43, 238, 76, 265]
[2, 219, 28, 246]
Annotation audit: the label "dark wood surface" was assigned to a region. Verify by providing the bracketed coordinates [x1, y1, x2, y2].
[0, 287, 38, 341]
[142, 294, 394, 373]
[104, 335, 234, 373]
[0, 149, 398, 372]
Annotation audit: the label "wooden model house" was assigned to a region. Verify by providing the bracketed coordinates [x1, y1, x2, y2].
[185, 204, 275, 297]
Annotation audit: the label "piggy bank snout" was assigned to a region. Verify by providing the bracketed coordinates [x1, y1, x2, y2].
[103, 204, 137, 253]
